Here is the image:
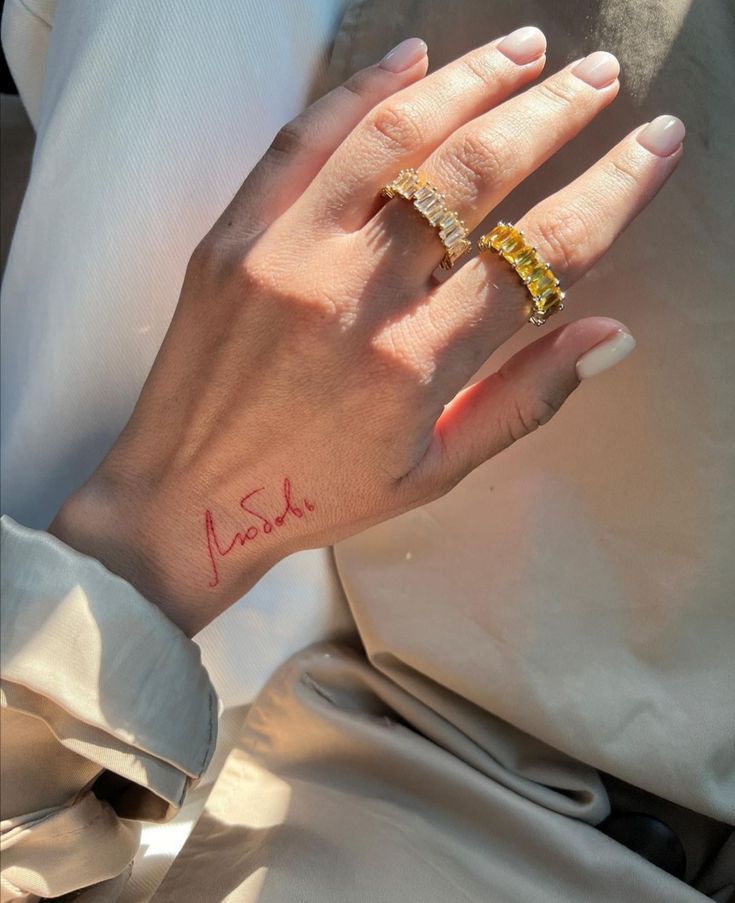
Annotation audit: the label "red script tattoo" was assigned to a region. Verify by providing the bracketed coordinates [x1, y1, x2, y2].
[204, 478, 315, 588]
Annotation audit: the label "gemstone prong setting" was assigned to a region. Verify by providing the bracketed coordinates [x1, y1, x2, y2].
[381, 168, 471, 270]
[477, 221, 566, 326]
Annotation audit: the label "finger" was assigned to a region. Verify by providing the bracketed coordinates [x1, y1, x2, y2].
[370, 51, 620, 277]
[309, 27, 548, 229]
[406, 317, 636, 492]
[387, 115, 684, 398]
[516, 114, 685, 284]
[218, 38, 429, 240]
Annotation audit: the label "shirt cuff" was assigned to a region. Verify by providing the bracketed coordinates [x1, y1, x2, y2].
[1, 515, 218, 814]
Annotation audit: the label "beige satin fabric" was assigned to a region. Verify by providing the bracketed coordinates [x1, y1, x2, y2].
[153, 645, 728, 901]
[0, 518, 218, 902]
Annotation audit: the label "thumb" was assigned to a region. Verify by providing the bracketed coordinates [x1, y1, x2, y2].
[426, 317, 636, 487]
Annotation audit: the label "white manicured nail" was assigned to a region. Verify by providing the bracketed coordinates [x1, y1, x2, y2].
[380, 38, 428, 72]
[576, 328, 636, 379]
[637, 114, 685, 157]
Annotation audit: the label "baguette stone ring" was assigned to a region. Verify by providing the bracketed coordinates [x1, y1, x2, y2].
[381, 169, 472, 269]
[478, 222, 566, 326]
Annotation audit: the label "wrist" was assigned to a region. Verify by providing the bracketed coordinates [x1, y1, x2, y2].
[49, 465, 274, 636]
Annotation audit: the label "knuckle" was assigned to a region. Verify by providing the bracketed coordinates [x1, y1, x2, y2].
[460, 52, 497, 90]
[449, 129, 507, 193]
[536, 75, 577, 110]
[188, 234, 228, 281]
[236, 244, 275, 294]
[531, 205, 590, 276]
[506, 395, 559, 443]
[603, 153, 641, 192]
[269, 119, 306, 158]
[530, 395, 561, 427]
[238, 241, 344, 320]
[339, 71, 370, 103]
[368, 102, 424, 155]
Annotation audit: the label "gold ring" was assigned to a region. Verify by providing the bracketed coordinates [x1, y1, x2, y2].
[381, 169, 471, 270]
[478, 222, 565, 326]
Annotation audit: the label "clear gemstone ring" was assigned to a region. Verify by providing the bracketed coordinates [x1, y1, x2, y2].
[381, 169, 471, 270]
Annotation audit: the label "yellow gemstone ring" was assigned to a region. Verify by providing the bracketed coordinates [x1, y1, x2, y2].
[381, 169, 471, 270]
[478, 222, 566, 326]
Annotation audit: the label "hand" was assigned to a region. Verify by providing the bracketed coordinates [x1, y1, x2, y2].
[50, 30, 683, 635]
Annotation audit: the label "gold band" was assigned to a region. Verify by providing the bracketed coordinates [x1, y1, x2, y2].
[381, 169, 471, 269]
[478, 222, 565, 326]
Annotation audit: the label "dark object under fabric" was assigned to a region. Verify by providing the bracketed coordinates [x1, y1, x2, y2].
[600, 813, 688, 880]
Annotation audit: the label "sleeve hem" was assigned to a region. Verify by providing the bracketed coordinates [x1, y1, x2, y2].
[1, 516, 219, 808]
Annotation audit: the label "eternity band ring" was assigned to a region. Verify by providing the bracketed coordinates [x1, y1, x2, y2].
[478, 222, 566, 326]
[381, 169, 472, 270]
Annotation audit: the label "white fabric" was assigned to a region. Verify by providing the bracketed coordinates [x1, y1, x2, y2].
[1, 0, 352, 895]
[1, 516, 217, 808]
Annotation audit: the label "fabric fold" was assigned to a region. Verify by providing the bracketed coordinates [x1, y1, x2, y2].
[155, 643, 707, 903]
[1, 516, 219, 900]
[1, 516, 217, 801]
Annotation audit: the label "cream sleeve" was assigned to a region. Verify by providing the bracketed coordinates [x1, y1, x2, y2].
[0, 517, 218, 902]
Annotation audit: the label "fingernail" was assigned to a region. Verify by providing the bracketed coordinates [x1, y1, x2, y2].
[380, 37, 428, 73]
[497, 26, 546, 65]
[572, 50, 620, 88]
[636, 114, 685, 157]
[576, 328, 636, 380]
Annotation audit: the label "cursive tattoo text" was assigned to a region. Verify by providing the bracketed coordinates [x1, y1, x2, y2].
[204, 477, 315, 588]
